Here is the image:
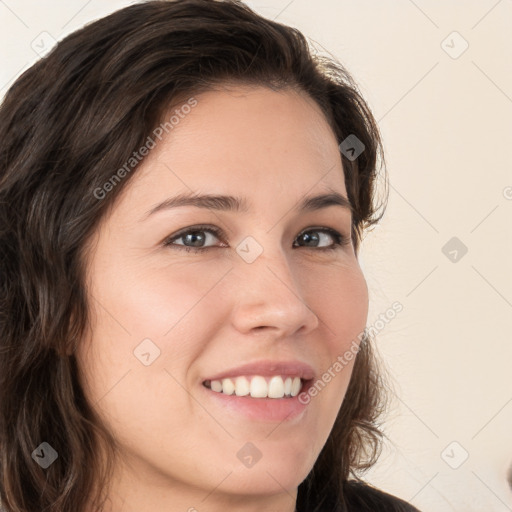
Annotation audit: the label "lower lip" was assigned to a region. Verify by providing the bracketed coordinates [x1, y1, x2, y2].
[200, 381, 312, 422]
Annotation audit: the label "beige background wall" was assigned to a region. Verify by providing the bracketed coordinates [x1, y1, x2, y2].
[1, 1, 511, 510]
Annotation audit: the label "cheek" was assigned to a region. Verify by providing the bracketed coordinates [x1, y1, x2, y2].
[76, 261, 231, 443]
[79, 259, 232, 394]
[307, 261, 369, 350]
[302, 263, 368, 413]
[90, 258, 229, 340]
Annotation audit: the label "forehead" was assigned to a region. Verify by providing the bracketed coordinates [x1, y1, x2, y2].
[114, 85, 347, 216]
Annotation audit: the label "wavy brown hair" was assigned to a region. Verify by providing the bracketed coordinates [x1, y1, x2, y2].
[0, 1, 391, 511]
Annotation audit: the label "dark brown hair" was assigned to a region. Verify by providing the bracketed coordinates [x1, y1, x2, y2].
[0, 1, 396, 511]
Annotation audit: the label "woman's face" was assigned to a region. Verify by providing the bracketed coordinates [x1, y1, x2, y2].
[77, 85, 369, 511]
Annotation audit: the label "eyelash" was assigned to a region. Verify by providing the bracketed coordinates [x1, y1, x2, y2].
[162, 224, 351, 254]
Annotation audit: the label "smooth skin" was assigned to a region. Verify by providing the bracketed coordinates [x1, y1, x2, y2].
[77, 84, 369, 512]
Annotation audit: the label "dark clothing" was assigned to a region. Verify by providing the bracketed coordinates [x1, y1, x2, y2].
[342, 480, 421, 511]
[298, 479, 421, 512]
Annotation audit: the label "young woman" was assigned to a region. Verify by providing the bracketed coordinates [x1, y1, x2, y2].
[0, 1, 420, 511]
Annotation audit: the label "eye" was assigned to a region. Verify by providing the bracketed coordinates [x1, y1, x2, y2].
[293, 227, 351, 251]
[162, 224, 351, 253]
[163, 225, 225, 253]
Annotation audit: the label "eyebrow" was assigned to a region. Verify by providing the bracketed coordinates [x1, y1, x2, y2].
[141, 190, 353, 220]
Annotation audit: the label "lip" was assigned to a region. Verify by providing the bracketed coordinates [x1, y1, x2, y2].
[200, 377, 314, 422]
[199, 359, 316, 423]
[201, 359, 316, 382]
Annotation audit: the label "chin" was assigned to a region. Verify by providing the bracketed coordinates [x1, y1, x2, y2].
[225, 456, 313, 495]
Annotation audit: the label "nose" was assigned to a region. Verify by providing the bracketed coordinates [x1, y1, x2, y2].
[229, 244, 320, 338]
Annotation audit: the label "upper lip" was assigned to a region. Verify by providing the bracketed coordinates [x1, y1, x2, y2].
[202, 359, 316, 382]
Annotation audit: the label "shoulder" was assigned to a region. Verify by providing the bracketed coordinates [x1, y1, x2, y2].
[342, 479, 422, 512]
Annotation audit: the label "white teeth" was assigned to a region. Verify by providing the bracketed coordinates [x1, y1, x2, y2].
[206, 375, 303, 399]
[291, 376, 301, 396]
[234, 376, 250, 396]
[211, 380, 223, 393]
[250, 376, 268, 398]
[268, 376, 285, 398]
[221, 378, 235, 395]
[284, 377, 292, 395]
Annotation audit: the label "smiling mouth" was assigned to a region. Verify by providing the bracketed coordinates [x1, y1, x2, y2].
[203, 375, 309, 399]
